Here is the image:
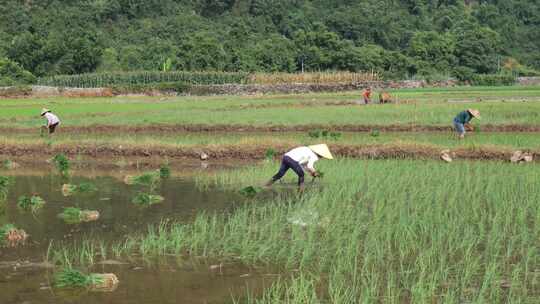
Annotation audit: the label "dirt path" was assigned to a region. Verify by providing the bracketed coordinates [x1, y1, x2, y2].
[1, 142, 537, 162]
[1, 123, 540, 134]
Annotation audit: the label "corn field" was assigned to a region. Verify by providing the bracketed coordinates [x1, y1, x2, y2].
[37, 71, 380, 88]
[37, 71, 250, 88]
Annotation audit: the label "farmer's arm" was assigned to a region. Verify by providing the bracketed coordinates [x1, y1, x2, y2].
[306, 158, 318, 176]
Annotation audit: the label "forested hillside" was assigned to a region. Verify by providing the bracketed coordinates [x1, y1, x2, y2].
[1, 0, 539, 83]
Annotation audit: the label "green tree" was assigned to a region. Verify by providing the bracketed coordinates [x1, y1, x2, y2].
[408, 31, 457, 74]
[453, 22, 501, 73]
[0, 57, 36, 86]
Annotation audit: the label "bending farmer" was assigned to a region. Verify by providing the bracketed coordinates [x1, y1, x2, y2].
[362, 87, 372, 104]
[40, 108, 61, 135]
[453, 109, 480, 139]
[266, 144, 333, 192]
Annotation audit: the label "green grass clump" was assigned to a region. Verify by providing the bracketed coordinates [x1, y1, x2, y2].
[54, 268, 102, 289]
[132, 192, 164, 206]
[17, 195, 45, 213]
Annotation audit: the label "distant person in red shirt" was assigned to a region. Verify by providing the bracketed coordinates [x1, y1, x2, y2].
[362, 87, 372, 104]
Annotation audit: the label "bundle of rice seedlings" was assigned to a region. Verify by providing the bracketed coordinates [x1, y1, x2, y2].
[53, 154, 70, 176]
[3, 160, 20, 170]
[239, 186, 262, 198]
[0, 176, 10, 201]
[89, 273, 119, 292]
[61, 184, 78, 196]
[132, 192, 164, 206]
[77, 182, 98, 193]
[0, 224, 28, 247]
[62, 182, 98, 196]
[124, 171, 160, 186]
[17, 195, 46, 213]
[55, 268, 118, 291]
[58, 207, 100, 224]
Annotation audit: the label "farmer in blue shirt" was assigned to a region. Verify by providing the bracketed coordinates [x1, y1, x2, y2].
[453, 109, 480, 139]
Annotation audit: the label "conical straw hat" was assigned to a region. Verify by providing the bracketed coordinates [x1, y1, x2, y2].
[40, 108, 50, 116]
[308, 144, 333, 159]
[468, 109, 480, 119]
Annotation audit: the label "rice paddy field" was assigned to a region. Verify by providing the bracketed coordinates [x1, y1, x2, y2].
[0, 85, 539, 303]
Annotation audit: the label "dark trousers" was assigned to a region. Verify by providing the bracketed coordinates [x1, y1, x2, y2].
[272, 155, 305, 186]
[49, 122, 59, 134]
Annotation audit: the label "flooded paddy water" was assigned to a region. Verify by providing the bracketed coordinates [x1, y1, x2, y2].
[0, 160, 274, 304]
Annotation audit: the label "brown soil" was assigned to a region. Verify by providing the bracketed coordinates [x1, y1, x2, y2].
[1, 123, 539, 134]
[1, 142, 537, 162]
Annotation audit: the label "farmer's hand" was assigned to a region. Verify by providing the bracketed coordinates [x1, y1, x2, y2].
[298, 184, 305, 193]
[464, 123, 474, 132]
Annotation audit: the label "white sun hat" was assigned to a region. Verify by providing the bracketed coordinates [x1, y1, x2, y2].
[308, 144, 334, 159]
[467, 109, 481, 119]
[40, 108, 51, 116]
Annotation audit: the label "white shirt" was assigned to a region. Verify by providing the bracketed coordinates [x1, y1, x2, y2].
[285, 146, 319, 170]
[44, 112, 60, 126]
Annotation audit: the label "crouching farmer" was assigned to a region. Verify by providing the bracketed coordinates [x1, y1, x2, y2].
[453, 109, 480, 139]
[266, 144, 333, 192]
[40, 108, 60, 135]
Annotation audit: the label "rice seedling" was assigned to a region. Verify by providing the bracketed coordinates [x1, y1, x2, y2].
[370, 129, 380, 137]
[53, 153, 70, 176]
[265, 148, 276, 161]
[132, 192, 164, 206]
[0, 223, 28, 247]
[61, 182, 97, 196]
[329, 132, 342, 141]
[17, 195, 45, 213]
[58, 207, 100, 224]
[307, 129, 341, 140]
[159, 164, 171, 179]
[0, 176, 10, 201]
[239, 186, 262, 198]
[47, 158, 540, 302]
